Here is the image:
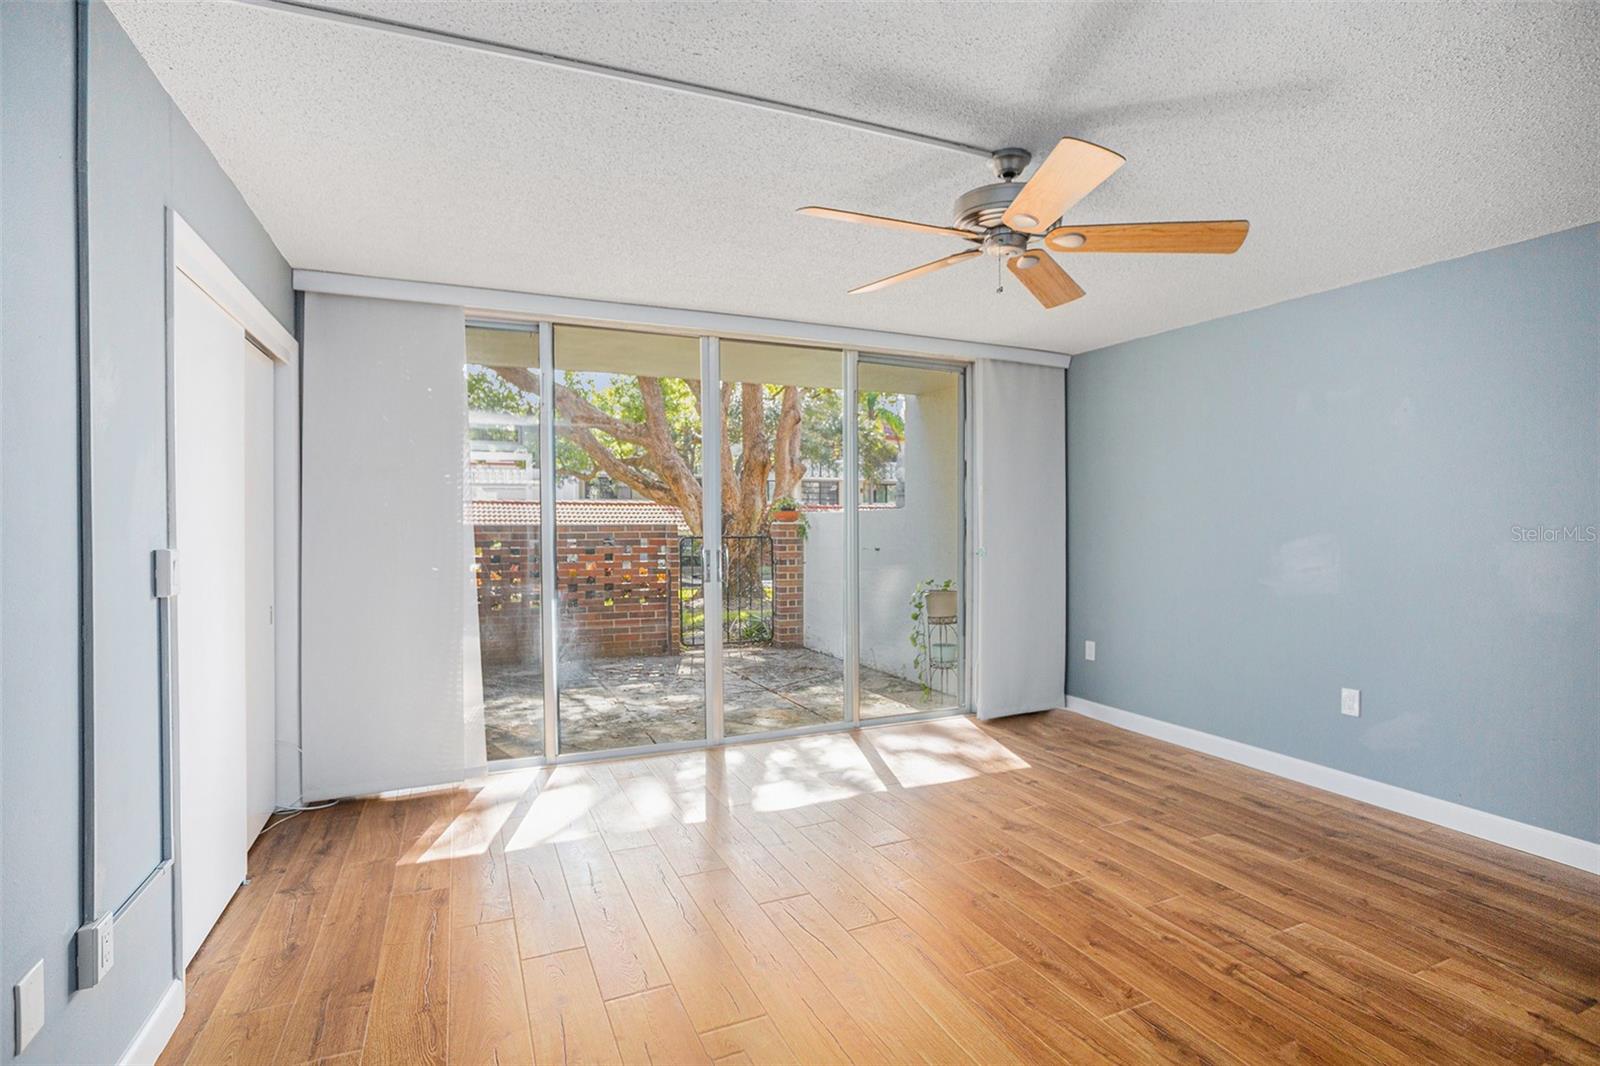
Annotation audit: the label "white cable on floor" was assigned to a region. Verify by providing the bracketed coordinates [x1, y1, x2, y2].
[259, 799, 340, 834]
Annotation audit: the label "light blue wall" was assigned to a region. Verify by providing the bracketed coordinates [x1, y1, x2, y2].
[84, 0, 293, 916]
[2, 5, 86, 1062]
[1, 4, 292, 1062]
[1067, 224, 1599, 843]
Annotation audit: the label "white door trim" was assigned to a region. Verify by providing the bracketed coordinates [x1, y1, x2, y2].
[171, 211, 302, 811]
[174, 214, 296, 365]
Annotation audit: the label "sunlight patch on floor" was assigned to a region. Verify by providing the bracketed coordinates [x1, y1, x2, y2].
[859, 717, 1031, 787]
[495, 768, 596, 853]
[437, 717, 1032, 860]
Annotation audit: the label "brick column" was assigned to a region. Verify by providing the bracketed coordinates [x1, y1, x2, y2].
[771, 518, 805, 647]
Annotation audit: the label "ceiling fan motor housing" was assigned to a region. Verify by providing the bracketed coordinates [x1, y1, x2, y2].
[953, 181, 1027, 233]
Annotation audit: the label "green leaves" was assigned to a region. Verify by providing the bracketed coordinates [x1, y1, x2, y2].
[466, 365, 534, 415]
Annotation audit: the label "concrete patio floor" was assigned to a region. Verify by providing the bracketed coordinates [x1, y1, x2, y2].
[483, 645, 959, 759]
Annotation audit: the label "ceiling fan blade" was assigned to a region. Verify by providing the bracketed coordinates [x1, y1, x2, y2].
[1044, 220, 1250, 254]
[849, 249, 982, 295]
[1002, 137, 1125, 235]
[1007, 250, 1085, 309]
[798, 206, 982, 241]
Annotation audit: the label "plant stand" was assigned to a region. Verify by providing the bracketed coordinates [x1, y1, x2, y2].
[922, 588, 958, 696]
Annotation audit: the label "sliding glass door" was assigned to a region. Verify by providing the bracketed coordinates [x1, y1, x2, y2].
[465, 323, 967, 762]
[717, 341, 848, 735]
[550, 325, 707, 754]
[465, 324, 546, 761]
[856, 357, 966, 719]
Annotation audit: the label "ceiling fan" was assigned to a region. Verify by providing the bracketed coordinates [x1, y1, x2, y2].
[798, 138, 1248, 309]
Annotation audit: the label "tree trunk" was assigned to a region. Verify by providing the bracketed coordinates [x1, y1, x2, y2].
[484, 369, 810, 615]
[772, 385, 805, 503]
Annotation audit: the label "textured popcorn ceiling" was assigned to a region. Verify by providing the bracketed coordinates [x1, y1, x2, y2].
[110, 1, 1599, 355]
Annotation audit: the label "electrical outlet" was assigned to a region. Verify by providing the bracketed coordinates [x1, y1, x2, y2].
[1084, 640, 1096, 662]
[14, 959, 43, 1054]
[76, 913, 114, 989]
[1341, 688, 1361, 717]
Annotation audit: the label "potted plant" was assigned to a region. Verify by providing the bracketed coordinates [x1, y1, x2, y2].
[769, 496, 808, 539]
[770, 495, 801, 522]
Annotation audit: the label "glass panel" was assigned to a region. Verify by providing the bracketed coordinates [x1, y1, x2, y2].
[465, 324, 544, 760]
[719, 341, 847, 734]
[552, 325, 704, 753]
[857, 358, 964, 718]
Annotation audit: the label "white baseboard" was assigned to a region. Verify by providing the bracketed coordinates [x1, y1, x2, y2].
[119, 979, 184, 1066]
[1064, 696, 1600, 875]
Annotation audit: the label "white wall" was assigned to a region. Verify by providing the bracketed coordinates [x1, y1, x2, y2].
[804, 381, 961, 685]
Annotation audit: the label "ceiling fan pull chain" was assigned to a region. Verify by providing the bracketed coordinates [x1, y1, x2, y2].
[996, 256, 1004, 294]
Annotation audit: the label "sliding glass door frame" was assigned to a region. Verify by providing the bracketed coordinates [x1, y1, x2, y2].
[537, 321, 560, 759]
[479, 320, 969, 770]
[843, 350, 861, 727]
[701, 336, 725, 745]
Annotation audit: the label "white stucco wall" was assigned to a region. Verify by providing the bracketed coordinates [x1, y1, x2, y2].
[803, 380, 962, 685]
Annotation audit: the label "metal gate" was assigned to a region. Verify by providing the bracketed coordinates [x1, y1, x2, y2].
[678, 534, 775, 648]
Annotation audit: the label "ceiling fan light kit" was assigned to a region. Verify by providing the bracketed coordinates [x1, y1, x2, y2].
[799, 136, 1250, 309]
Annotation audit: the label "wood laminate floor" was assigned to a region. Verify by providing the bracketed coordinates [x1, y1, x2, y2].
[160, 711, 1600, 1065]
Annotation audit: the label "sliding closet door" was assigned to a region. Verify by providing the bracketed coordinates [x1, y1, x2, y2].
[173, 272, 275, 963]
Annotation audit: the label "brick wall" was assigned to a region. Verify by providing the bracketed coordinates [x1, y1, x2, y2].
[772, 518, 804, 647]
[474, 515, 807, 663]
[474, 526, 541, 663]
[475, 521, 682, 663]
[555, 523, 682, 659]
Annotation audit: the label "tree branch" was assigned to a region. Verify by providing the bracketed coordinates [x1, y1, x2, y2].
[489, 365, 653, 447]
[565, 427, 670, 499]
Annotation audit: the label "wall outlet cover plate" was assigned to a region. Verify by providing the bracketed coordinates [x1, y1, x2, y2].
[14, 959, 43, 1054]
[1341, 688, 1361, 717]
[76, 913, 114, 989]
